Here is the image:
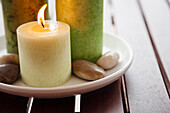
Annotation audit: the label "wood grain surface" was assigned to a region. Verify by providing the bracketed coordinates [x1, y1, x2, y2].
[31, 97, 75, 113]
[113, 0, 170, 112]
[139, 0, 170, 95]
[81, 80, 124, 113]
[27, 80, 123, 113]
[0, 92, 28, 113]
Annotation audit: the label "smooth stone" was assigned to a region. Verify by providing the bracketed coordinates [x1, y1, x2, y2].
[73, 60, 105, 80]
[0, 64, 20, 84]
[0, 54, 19, 65]
[97, 51, 119, 69]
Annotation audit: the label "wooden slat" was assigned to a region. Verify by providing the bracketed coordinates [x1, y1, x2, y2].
[166, 0, 170, 7]
[31, 97, 74, 113]
[31, 81, 123, 113]
[113, 0, 170, 112]
[0, 92, 28, 113]
[81, 80, 124, 113]
[139, 0, 170, 95]
[103, 0, 115, 35]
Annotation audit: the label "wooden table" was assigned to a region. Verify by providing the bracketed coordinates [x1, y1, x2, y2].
[0, 0, 170, 112]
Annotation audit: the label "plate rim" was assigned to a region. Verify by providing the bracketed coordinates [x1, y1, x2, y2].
[0, 33, 133, 96]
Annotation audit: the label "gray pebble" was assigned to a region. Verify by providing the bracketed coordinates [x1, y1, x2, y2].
[97, 51, 119, 69]
[73, 60, 105, 80]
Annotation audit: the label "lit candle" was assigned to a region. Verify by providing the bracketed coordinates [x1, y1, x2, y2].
[17, 4, 71, 87]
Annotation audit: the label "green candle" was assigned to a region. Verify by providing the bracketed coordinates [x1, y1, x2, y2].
[56, 0, 103, 63]
[1, 0, 49, 54]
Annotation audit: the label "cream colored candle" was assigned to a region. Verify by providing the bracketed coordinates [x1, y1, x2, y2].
[17, 20, 71, 87]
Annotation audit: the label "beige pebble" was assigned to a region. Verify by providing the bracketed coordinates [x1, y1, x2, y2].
[0, 64, 20, 84]
[73, 60, 105, 80]
[0, 54, 19, 65]
[97, 51, 119, 69]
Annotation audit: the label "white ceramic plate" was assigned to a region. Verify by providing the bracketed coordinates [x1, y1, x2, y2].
[0, 34, 133, 98]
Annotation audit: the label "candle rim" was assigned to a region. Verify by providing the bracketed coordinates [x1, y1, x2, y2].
[17, 20, 70, 38]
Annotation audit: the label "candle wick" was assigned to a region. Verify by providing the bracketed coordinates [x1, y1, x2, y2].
[41, 21, 45, 28]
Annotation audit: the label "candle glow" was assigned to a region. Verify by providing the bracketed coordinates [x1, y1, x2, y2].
[37, 4, 47, 28]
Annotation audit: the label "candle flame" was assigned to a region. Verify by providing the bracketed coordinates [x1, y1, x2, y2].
[37, 4, 47, 28]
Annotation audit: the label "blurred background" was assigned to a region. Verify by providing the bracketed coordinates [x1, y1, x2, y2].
[0, 0, 115, 38]
[0, 0, 56, 37]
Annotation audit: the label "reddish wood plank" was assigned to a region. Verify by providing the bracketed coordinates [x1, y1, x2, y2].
[0, 92, 28, 113]
[31, 97, 74, 113]
[81, 80, 124, 113]
[139, 0, 170, 95]
[114, 0, 170, 112]
[31, 81, 123, 113]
